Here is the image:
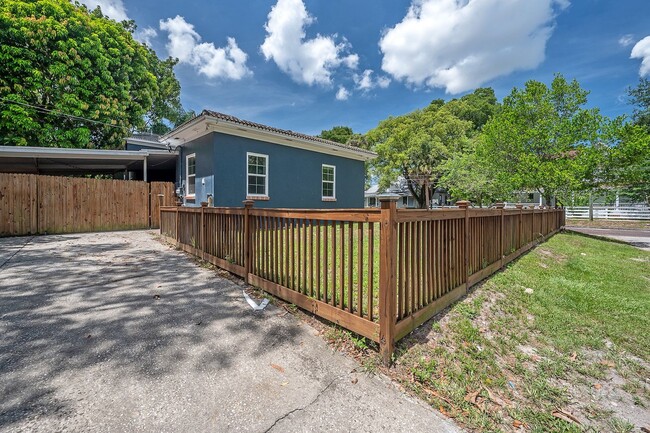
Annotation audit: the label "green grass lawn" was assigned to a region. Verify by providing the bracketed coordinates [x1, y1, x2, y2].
[379, 232, 650, 432]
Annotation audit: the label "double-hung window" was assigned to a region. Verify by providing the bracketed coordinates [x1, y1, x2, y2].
[186, 153, 196, 197]
[247, 153, 268, 197]
[322, 164, 335, 200]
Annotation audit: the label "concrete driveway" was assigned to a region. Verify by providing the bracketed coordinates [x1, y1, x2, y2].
[0, 231, 460, 433]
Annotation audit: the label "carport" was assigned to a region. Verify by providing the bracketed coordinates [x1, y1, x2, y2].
[0, 145, 177, 182]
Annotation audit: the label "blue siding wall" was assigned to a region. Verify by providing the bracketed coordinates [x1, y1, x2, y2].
[179, 134, 214, 205]
[180, 132, 365, 208]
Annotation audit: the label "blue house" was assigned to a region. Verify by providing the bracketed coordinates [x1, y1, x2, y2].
[160, 110, 375, 208]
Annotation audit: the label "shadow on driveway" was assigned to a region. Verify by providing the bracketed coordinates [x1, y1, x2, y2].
[0, 231, 460, 433]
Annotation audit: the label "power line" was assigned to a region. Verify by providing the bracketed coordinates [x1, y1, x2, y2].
[0, 97, 127, 130]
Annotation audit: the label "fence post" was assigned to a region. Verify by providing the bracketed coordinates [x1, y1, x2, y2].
[200, 202, 207, 260]
[175, 205, 180, 244]
[532, 208, 536, 243]
[456, 201, 470, 292]
[243, 200, 255, 284]
[516, 203, 523, 248]
[495, 202, 505, 265]
[379, 195, 399, 365]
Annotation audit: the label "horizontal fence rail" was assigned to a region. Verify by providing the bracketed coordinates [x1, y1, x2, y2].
[1, 173, 175, 236]
[565, 206, 650, 220]
[160, 200, 565, 363]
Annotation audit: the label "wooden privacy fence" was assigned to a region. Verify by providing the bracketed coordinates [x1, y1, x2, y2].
[0, 173, 175, 236]
[160, 199, 565, 363]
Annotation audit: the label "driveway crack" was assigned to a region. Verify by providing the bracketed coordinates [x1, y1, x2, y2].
[262, 374, 344, 433]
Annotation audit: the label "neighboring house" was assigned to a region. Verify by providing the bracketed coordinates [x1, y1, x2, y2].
[160, 110, 376, 208]
[364, 179, 448, 208]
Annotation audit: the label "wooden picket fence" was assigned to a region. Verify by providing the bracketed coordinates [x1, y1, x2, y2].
[160, 199, 565, 363]
[0, 173, 175, 236]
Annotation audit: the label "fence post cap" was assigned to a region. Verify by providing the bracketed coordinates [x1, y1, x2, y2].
[456, 200, 470, 209]
[378, 193, 400, 202]
[515, 203, 524, 209]
[242, 199, 255, 208]
[494, 202, 505, 209]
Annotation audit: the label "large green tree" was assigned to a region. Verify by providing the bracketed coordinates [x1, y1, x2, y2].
[628, 78, 650, 132]
[480, 75, 605, 205]
[366, 101, 473, 208]
[318, 126, 354, 144]
[606, 124, 650, 204]
[0, 0, 183, 148]
[366, 88, 497, 208]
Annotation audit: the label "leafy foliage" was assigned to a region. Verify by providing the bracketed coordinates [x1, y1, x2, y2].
[606, 124, 650, 204]
[479, 75, 605, 205]
[319, 125, 354, 144]
[440, 140, 511, 206]
[0, 0, 184, 148]
[628, 77, 650, 132]
[366, 89, 497, 208]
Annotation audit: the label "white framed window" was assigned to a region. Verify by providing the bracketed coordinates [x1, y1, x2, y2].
[247, 152, 268, 197]
[186, 153, 196, 197]
[322, 164, 335, 200]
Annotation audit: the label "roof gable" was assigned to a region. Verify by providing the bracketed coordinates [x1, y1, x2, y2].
[161, 110, 376, 162]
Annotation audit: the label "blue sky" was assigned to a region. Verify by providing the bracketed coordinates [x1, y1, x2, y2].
[81, 0, 650, 136]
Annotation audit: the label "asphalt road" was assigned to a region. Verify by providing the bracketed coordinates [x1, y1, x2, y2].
[0, 230, 460, 433]
[566, 226, 650, 251]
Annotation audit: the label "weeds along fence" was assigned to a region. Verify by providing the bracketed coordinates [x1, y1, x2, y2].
[0, 173, 175, 236]
[160, 199, 565, 363]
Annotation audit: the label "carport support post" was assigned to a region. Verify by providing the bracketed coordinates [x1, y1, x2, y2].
[379, 195, 398, 366]
[243, 200, 255, 284]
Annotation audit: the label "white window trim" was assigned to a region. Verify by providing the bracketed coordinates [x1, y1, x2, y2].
[321, 164, 336, 200]
[246, 152, 269, 198]
[186, 153, 196, 198]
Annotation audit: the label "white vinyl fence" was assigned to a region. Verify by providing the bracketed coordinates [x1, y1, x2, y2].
[565, 206, 650, 220]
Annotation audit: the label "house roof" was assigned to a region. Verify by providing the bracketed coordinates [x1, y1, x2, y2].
[161, 110, 377, 162]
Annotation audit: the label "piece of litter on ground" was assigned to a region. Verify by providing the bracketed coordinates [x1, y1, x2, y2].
[524, 288, 534, 294]
[243, 290, 269, 311]
[580, 253, 587, 256]
[270, 363, 284, 373]
[552, 409, 581, 425]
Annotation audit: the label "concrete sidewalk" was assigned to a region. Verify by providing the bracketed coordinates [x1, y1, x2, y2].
[0, 231, 461, 433]
[567, 226, 650, 251]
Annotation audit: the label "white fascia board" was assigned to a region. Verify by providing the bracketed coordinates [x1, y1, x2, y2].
[0, 146, 174, 160]
[126, 138, 168, 149]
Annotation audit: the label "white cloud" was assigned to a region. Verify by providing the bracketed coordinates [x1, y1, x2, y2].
[618, 34, 634, 47]
[77, 0, 129, 22]
[134, 27, 157, 46]
[335, 86, 350, 101]
[159, 16, 251, 80]
[353, 69, 391, 91]
[379, 0, 568, 94]
[260, 0, 358, 86]
[631, 36, 650, 77]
